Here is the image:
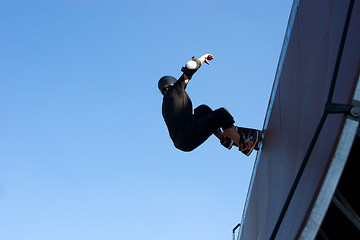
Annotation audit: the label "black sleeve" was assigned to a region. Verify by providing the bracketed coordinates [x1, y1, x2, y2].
[172, 74, 188, 92]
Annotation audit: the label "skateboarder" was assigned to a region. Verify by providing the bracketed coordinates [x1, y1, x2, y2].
[158, 54, 261, 156]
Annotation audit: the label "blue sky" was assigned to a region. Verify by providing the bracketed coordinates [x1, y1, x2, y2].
[0, 1, 292, 239]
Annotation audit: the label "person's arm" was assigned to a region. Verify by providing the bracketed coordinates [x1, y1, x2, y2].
[182, 54, 214, 84]
[197, 54, 214, 65]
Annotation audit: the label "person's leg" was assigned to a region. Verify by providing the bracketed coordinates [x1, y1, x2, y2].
[213, 129, 224, 140]
[196, 106, 262, 155]
[194, 105, 241, 145]
[212, 108, 261, 155]
[179, 105, 229, 150]
[187, 107, 237, 149]
[194, 105, 225, 141]
[211, 108, 242, 146]
[223, 126, 240, 146]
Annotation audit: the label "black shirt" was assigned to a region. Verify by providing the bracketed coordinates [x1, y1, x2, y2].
[162, 75, 193, 148]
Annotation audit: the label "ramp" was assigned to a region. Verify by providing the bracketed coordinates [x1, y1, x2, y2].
[238, 0, 360, 239]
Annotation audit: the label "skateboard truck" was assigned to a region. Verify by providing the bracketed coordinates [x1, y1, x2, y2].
[325, 100, 360, 121]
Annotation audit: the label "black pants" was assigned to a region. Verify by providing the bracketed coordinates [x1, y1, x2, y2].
[176, 105, 235, 151]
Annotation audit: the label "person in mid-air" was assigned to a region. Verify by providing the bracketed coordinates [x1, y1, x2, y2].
[158, 54, 261, 156]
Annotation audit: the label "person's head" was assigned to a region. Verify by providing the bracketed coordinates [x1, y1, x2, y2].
[158, 76, 176, 95]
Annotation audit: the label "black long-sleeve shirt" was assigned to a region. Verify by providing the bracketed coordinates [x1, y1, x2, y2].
[162, 75, 193, 149]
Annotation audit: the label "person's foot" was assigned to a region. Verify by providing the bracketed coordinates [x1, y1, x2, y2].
[220, 135, 235, 150]
[237, 127, 260, 156]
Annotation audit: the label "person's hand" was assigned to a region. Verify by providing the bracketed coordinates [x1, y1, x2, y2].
[199, 54, 214, 65]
